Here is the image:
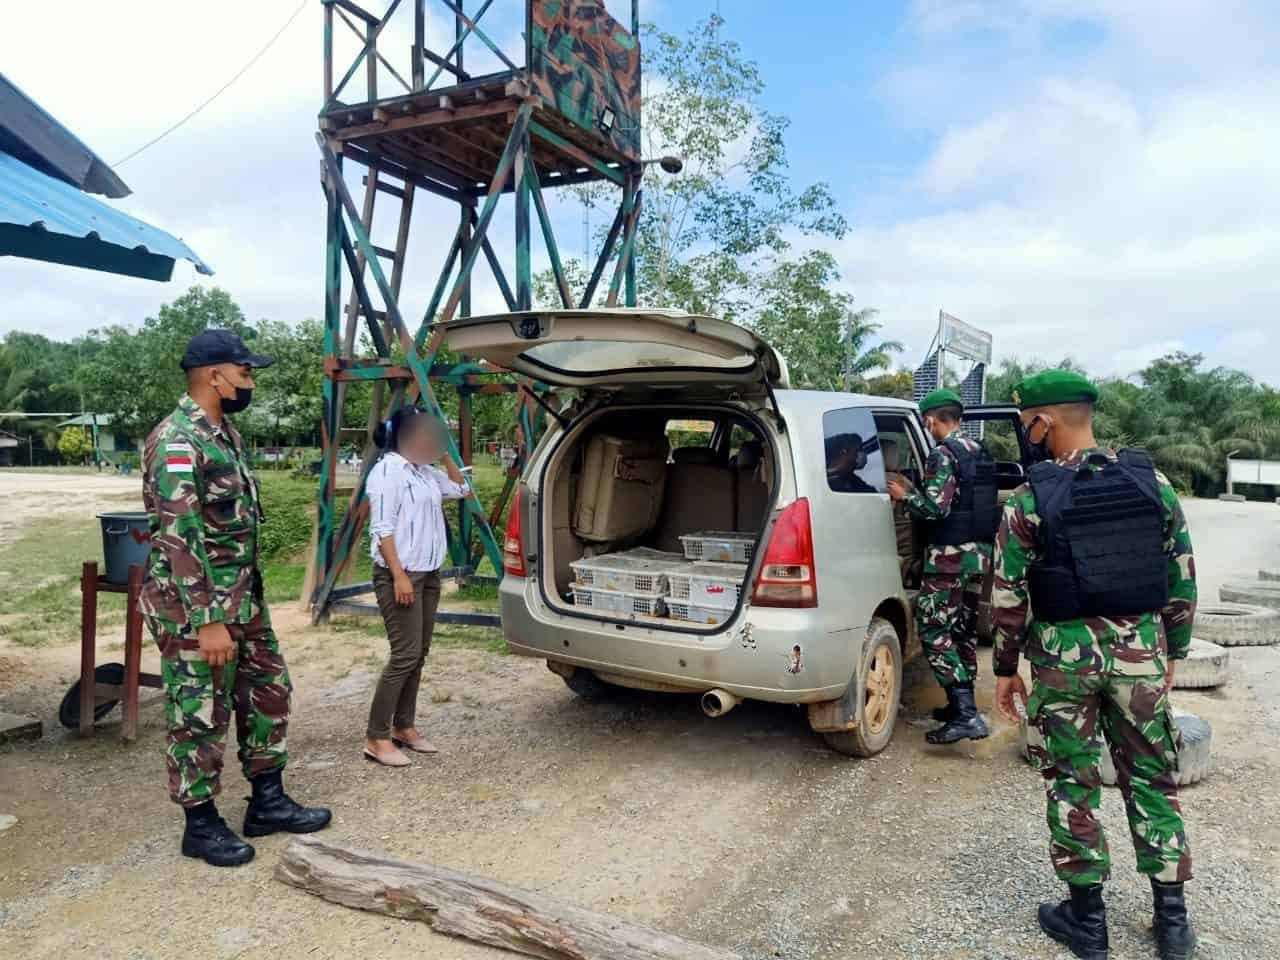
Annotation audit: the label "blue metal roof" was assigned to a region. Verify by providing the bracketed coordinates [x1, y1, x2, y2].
[0, 150, 212, 279]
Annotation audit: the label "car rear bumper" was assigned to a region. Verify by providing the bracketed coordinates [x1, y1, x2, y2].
[500, 576, 856, 703]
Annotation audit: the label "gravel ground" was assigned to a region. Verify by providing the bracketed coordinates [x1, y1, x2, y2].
[1, 493, 1278, 960]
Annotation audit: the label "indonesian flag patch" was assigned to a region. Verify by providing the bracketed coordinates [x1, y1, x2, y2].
[165, 442, 195, 474]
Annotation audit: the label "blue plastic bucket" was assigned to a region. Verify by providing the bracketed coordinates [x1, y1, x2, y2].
[98, 512, 151, 585]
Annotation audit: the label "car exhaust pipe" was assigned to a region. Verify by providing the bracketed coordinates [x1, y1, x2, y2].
[701, 689, 739, 718]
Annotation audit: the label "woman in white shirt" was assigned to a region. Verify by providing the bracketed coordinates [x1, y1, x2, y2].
[362, 407, 469, 767]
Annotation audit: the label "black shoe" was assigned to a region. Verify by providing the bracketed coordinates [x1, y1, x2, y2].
[925, 684, 990, 744]
[1038, 884, 1109, 960]
[1152, 880, 1197, 960]
[242, 770, 333, 838]
[930, 701, 957, 723]
[181, 802, 255, 867]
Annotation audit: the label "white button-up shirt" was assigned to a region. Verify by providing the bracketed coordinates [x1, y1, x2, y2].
[367, 452, 470, 572]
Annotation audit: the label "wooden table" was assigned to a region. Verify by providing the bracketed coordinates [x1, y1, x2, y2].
[78, 561, 161, 742]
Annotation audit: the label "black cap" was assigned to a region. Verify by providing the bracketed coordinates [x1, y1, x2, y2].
[180, 329, 274, 371]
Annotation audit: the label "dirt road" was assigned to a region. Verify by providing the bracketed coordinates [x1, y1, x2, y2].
[1, 475, 1278, 960]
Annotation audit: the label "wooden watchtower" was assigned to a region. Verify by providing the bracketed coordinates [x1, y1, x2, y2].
[311, 0, 643, 620]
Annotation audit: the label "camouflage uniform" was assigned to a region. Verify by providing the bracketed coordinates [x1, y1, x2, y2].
[901, 430, 993, 688]
[992, 448, 1196, 886]
[141, 394, 290, 808]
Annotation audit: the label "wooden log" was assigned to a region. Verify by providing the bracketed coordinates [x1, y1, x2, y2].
[275, 836, 741, 960]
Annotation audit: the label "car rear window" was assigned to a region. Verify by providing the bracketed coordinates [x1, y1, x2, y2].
[823, 407, 885, 494]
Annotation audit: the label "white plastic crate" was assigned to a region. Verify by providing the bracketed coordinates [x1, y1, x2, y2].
[667, 562, 744, 609]
[666, 600, 730, 625]
[571, 585, 666, 618]
[570, 548, 683, 594]
[679, 531, 755, 563]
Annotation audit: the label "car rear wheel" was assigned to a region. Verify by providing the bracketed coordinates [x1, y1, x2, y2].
[821, 617, 903, 757]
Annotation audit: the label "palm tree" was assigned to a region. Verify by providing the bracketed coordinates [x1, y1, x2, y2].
[842, 308, 904, 391]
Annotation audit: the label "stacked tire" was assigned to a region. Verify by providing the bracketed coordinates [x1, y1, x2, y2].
[1195, 600, 1279, 647]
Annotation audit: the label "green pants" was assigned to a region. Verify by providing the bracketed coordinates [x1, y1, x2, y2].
[148, 608, 291, 807]
[1025, 661, 1192, 886]
[916, 545, 988, 688]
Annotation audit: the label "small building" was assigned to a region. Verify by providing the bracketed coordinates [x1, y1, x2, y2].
[0, 429, 18, 466]
[56, 413, 134, 457]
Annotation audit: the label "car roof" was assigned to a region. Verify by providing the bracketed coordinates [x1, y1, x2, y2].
[774, 388, 918, 416]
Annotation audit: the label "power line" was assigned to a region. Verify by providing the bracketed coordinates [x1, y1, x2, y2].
[113, 0, 308, 167]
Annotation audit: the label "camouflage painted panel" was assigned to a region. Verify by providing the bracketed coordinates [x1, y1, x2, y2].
[530, 1, 641, 159]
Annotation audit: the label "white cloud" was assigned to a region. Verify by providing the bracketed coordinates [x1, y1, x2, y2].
[832, 0, 1280, 386]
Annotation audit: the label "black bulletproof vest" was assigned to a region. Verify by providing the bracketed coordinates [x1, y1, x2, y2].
[929, 437, 1000, 547]
[1027, 449, 1169, 623]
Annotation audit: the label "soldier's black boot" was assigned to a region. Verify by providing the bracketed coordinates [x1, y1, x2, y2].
[930, 699, 957, 723]
[243, 770, 332, 838]
[1151, 879, 1196, 959]
[181, 801, 255, 867]
[1038, 883, 1109, 960]
[925, 684, 990, 744]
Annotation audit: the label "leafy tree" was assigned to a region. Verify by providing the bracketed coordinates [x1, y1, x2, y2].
[865, 369, 915, 400]
[752, 251, 900, 389]
[82, 287, 254, 440]
[57, 426, 94, 463]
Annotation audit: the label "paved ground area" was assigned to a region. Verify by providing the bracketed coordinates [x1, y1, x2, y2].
[1, 473, 1277, 960]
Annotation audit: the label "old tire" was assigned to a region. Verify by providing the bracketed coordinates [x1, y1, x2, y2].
[1171, 712, 1213, 786]
[1219, 581, 1280, 613]
[1192, 602, 1279, 647]
[1018, 711, 1212, 787]
[1173, 638, 1231, 689]
[58, 663, 125, 729]
[821, 617, 903, 757]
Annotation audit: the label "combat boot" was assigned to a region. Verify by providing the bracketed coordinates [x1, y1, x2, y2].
[243, 769, 332, 837]
[1038, 884, 1109, 960]
[930, 700, 957, 723]
[1151, 879, 1196, 959]
[182, 801, 255, 867]
[925, 684, 989, 744]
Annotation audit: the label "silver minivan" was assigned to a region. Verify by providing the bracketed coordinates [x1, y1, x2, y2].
[444, 308, 1021, 756]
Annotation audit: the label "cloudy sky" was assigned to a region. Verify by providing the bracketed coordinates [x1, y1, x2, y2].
[3, 0, 1278, 385]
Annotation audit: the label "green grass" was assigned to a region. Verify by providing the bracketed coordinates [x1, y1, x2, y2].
[0, 463, 510, 646]
[0, 514, 127, 647]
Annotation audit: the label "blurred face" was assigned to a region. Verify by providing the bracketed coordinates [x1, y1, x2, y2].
[397, 414, 442, 465]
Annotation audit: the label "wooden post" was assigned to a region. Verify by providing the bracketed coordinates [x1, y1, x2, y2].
[121, 563, 145, 742]
[79, 562, 98, 736]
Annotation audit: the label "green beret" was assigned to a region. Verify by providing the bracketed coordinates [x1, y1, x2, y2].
[919, 389, 963, 415]
[1010, 370, 1099, 410]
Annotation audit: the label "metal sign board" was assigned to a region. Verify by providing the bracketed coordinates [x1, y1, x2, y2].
[1228, 459, 1280, 486]
[940, 311, 993, 366]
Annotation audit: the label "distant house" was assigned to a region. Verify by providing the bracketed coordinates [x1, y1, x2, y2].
[57, 414, 134, 457]
[0, 429, 17, 466]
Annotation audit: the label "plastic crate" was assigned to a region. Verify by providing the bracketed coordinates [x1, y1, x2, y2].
[667, 600, 730, 626]
[571, 585, 666, 618]
[678, 531, 755, 563]
[570, 552, 675, 594]
[667, 562, 744, 609]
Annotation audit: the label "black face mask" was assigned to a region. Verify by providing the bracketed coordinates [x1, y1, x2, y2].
[1021, 416, 1052, 464]
[214, 374, 254, 414]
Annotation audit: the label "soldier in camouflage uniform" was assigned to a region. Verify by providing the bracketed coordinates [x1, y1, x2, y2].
[141, 329, 330, 867]
[888, 389, 999, 744]
[992, 370, 1196, 960]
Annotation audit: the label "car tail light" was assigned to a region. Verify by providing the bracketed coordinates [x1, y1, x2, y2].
[752, 498, 817, 607]
[503, 487, 527, 577]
